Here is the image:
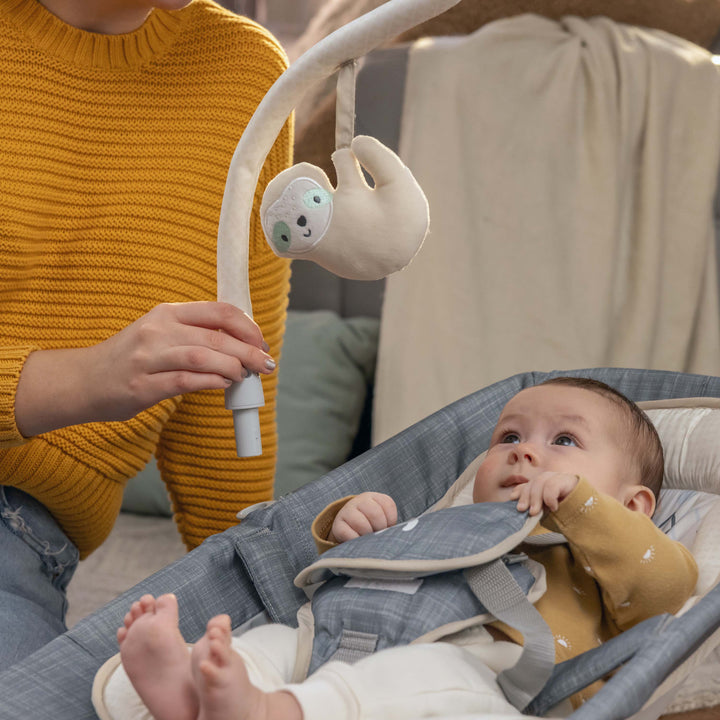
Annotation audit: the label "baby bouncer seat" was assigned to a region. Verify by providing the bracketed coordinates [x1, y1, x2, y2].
[0, 367, 717, 720]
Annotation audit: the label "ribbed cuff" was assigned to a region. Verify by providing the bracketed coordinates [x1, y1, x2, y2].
[0, 346, 38, 447]
[311, 496, 356, 554]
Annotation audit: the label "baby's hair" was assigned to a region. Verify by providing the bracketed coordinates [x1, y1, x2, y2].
[538, 377, 664, 502]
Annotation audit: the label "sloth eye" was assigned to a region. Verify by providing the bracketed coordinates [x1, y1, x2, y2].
[271, 221, 292, 251]
[303, 187, 331, 209]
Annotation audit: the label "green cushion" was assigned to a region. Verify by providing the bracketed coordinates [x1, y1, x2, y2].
[121, 310, 379, 514]
[121, 457, 172, 516]
[273, 310, 379, 497]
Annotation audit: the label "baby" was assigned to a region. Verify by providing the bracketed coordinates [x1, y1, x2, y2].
[113, 377, 698, 720]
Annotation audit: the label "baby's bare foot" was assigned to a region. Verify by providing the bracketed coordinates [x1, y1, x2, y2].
[192, 615, 251, 720]
[192, 615, 301, 720]
[118, 593, 199, 720]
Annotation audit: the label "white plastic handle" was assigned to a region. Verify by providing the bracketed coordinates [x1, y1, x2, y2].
[219, 0, 462, 456]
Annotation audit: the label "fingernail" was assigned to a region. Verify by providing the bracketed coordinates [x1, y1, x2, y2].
[265, 358, 276, 371]
[261, 341, 270, 352]
[224, 377, 232, 386]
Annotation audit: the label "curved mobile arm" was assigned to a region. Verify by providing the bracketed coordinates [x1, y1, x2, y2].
[218, 0, 462, 456]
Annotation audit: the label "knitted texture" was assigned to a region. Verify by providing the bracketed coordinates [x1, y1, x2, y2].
[0, 0, 292, 557]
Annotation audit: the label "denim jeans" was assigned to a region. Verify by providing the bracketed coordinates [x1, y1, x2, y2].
[0, 486, 79, 671]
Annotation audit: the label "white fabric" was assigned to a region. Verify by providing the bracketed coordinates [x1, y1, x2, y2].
[646, 406, 720, 494]
[373, 15, 720, 443]
[102, 622, 557, 720]
[289, 631, 529, 720]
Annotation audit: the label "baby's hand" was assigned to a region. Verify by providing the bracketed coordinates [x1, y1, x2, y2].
[329, 492, 398, 543]
[510, 472, 579, 516]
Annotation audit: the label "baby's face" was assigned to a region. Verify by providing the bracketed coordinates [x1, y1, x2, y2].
[473, 385, 628, 505]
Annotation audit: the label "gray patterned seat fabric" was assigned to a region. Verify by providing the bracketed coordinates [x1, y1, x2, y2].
[1, 368, 719, 719]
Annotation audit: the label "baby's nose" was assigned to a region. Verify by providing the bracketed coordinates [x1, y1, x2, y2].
[512, 442, 538, 464]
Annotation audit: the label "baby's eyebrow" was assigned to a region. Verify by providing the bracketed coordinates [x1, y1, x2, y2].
[497, 412, 590, 429]
[493, 414, 518, 430]
[555, 414, 590, 429]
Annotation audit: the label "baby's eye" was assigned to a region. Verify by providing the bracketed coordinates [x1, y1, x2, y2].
[553, 435, 577, 447]
[500, 432, 520, 444]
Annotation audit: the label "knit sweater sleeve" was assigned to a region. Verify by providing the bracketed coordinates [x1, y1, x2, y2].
[0, 345, 38, 447]
[543, 478, 698, 630]
[156, 121, 292, 550]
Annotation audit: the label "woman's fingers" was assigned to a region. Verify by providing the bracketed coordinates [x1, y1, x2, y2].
[142, 330, 274, 378]
[130, 302, 275, 377]
[170, 301, 264, 347]
[129, 368, 236, 404]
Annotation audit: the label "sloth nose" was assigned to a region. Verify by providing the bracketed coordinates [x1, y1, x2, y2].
[297, 215, 307, 227]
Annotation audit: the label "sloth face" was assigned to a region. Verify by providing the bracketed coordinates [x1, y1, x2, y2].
[263, 177, 333, 255]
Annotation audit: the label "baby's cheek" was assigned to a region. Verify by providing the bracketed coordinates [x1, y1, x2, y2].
[472, 469, 491, 503]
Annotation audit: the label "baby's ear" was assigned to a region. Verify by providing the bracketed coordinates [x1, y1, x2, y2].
[624, 485, 656, 517]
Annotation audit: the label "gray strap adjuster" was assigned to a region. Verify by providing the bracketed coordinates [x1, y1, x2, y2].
[327, 629, 379, 665]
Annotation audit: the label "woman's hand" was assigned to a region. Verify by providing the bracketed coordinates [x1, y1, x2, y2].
[15, 302, 275, 437]
[329, 492, 398, 543]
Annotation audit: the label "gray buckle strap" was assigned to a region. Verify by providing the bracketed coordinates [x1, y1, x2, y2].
[465, 558, 555, 710]
[327, 629, 379, 665]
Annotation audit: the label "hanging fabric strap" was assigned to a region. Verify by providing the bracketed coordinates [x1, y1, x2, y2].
[465, 558, 556, 710]
[335, 60, 358, 150]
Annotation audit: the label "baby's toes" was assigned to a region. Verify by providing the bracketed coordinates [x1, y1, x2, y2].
[211, 635, 234, 668]
[205, 614, 231, 638]
[116, 626, 128, 645]
[138, 594, 157, 614]
[127, 596, 155, 625]
[124, 605, 142, 628]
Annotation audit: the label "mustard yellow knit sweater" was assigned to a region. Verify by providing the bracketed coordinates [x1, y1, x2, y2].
[0, 0, 292, 558]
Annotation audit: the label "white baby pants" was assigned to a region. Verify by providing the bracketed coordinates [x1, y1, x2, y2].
[99, 622, 562, 720]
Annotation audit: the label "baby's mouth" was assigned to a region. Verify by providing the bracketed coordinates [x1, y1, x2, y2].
[501, 475, 529, 488]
